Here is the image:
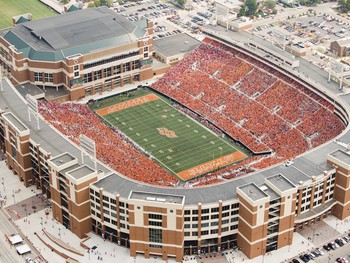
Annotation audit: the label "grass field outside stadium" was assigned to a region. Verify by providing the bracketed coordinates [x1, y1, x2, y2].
[0, 0, 58, 29]
[91, 89, 250, 181]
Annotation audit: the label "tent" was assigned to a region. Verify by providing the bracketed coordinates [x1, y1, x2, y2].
[16, 244, 31, 255]
[9, 234, 23, 245]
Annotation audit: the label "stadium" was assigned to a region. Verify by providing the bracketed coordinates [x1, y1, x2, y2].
[1, 13, 350, 263]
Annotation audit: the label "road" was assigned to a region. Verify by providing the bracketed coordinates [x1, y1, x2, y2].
[0, 209, 24, 263]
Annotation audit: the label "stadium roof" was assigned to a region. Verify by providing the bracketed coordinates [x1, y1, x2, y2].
[153, 33, 201, 57]
[2, 31, 350, 205]
[2, 7, 147, 62]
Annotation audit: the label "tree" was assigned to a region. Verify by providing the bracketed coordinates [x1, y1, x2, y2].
[239, 0, 258, 17]
[177, 0, 186, 7]
[338, 0, 350, 13]
[264, 0, 275, 9]
[61, 0, 70, 4]
[245, 0, 258, 16]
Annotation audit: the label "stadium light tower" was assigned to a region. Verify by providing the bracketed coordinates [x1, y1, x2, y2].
[271, 29, 290, 51]
[328, 58, 344, 91]
[79, 134, 97, 171]
[27, 94, 40, 130]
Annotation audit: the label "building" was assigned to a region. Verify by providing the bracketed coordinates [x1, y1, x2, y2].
[153, 33, 201, 66]
[330, 37, 350, 57]
[0, 7, 154, 102]
[1, 31, 350, 262]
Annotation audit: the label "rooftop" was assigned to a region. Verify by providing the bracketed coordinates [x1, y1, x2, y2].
[50, 152, 76, 167]
[67, 165, 95, 180]
[2, 112, 28, 132]
[153, 33, 201, 57]
[328, 149, 350, 164]
[266, 174, 296, 193]
[15, 83, 45, 100]
[2, 7, 146, 62]
[129, 191, 184, 205]
[238, 183, 269, 202]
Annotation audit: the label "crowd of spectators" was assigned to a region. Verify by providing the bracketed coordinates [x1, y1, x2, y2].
[39, 101, 178, 187]
[152, 38, 345, 185]
[38, 37, 345, 188]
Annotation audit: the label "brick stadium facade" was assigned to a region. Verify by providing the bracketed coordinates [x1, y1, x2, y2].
[1, 36, 350, 262]
[0, 8, 154, 102]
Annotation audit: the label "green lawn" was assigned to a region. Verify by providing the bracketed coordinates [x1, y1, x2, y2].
[95, 92, 249, 179]
[0, 0, 58, 29]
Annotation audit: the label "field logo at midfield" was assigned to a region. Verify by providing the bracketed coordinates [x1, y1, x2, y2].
[157, 128, 177, 138]
[96, 93, 159, 116]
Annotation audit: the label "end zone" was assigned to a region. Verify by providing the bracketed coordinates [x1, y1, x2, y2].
[96, 93, 159, 116]
[177, 151, 247, 181]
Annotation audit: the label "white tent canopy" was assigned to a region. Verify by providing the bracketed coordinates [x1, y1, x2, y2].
[16, 244, 31, 255]
[9, 234, 23, 245]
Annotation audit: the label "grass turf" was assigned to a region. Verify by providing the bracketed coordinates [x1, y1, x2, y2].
[0, 0, 58, 29]
[94, 92, 249, 178]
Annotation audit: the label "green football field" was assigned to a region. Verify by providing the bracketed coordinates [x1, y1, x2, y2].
[0, 0, 58, 29]
[92, 91, 249, 180]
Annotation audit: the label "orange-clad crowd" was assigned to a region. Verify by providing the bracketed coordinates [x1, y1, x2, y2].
[39, 102, 178, 187]
[38, 38, 345, 188]
[152, 38, 345, 186]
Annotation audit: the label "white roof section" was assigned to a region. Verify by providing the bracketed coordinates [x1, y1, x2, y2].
[16, 244, 31, 255]
[8, 234, 23, 245]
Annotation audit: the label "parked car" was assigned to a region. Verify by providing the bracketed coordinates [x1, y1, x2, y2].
[335, 238, 345, 246]
[300, 254, 310, 262]
[323, 244, 331, 251]
[315, 247, 324, 255]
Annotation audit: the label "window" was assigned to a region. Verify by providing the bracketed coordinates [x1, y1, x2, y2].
[83, 51, 139, 69]
[201, 215, 209, 221]
[149, 214, 162, 220]
[11, 146, 17, 159]
[211, 214, 219, 219]
[104, 67, 111, 77]
[149, 221, 162, 226]
[201, 230, 208, 235]
[132, 60, 140, 70]
[44, 73, 53, 82]
[84, 73, 92, 83]
[222, 212, 229, 217]
[114, 65, 121, 75]
[144, 53, 149, 58]
[74, 71, 79, 78]
[211, 208, 219, 213]
[144, 46, 148, 52]
[94, 70, 102, 80]
[210, 229, 218, 234]
[201, 222, 209, 228]
[123, 62, 131, 72]
[34, 72, 43, 82]
[222, 205, 230, 211]
[201, 209, 209, 214]
[149, 228, 162, 248]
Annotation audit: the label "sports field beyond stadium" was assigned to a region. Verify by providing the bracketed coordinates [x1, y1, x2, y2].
[93, 91, 248, 181]
[0, 0, 57, 29]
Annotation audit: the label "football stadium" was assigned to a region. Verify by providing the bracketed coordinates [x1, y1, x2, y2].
[1, 10, 350, 263]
